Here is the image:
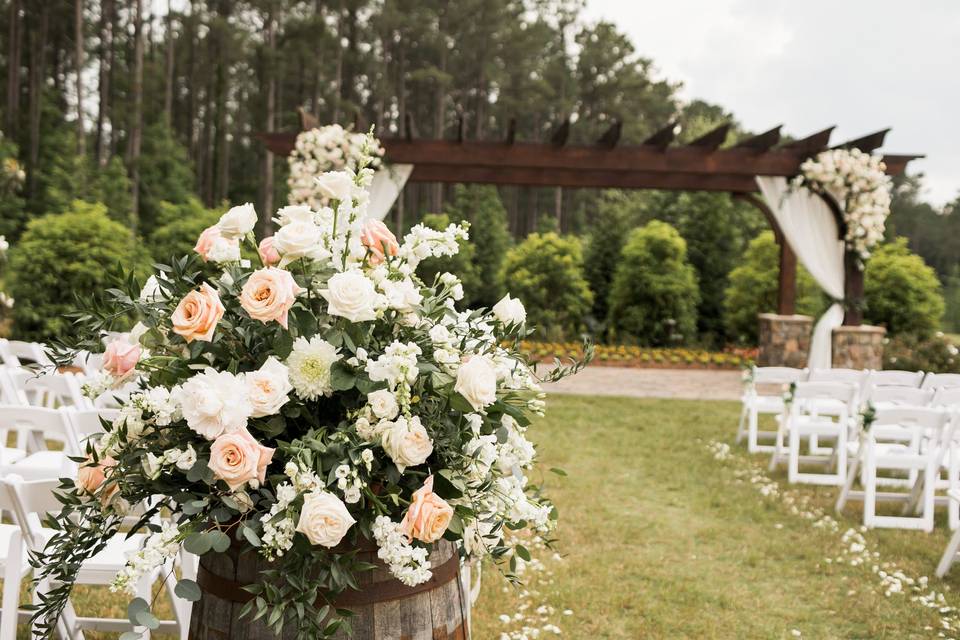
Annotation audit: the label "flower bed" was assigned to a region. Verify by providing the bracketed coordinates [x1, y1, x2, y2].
[520, 341, 756, 370]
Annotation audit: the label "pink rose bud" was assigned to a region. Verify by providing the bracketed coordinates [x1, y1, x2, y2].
[360, 219, 399, 265]
[171, 282, 226, 343]
[400, 475, 454, 543]
[208, 429, 275, 490]
[239, 267, 305, 329]
[258, 236, 281, 266]
[103, 336, 142, 379]
[194, 225, 223, 262]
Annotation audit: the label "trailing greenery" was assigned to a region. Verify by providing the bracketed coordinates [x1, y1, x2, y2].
[607, 221, 699, 346]
[7, 201, 151, 340]
[723, 231, 827, 344]
[864, 239, 944, 337]
[501, 232, 593, 339]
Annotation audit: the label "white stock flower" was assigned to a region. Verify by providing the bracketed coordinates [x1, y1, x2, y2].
[380, 416, 433, 472]
[287, 336, 341, 400]
[175, 369, 252, 440]
[320, 270, 379, 322]
[274, 205, 314, 226]
[246, 356, 294, 417]
[218, 202, 258, 239]
[367, 389, 400, 420]
[454, 355, 498, 411]
[295, 491, 356, 547]
[492, 293, 526, 325]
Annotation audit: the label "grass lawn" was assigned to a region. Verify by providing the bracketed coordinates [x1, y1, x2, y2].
[11, 395, 960, 638]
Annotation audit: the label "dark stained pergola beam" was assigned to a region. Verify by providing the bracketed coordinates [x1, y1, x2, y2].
[834, 128, 890, 153]
[735, 125, 782, 152]
[780, 126, 835, 155]
[687, 122, 731, 151]
[642, 121, 676, 150]
[596, 120, 622, 148]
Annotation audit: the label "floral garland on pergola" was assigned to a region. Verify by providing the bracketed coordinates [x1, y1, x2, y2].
[791, 148, 893, 269]
[287, 124, 386, 209]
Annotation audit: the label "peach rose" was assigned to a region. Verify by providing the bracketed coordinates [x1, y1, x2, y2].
[77, 455, 117, 494]
[400, 475, 454, 543]
[103, 336, 142, 379]
[258, 236, 280, 267]
[239, 268, 305, 329]
[208, 429, 275, 490]
[360, 219, 399, 265]
[172, 283, 225, 343]
[194, 225, 222, 261]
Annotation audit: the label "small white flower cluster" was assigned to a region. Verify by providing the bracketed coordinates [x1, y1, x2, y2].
[794, 148, 892, 266]
[287, 125, 384, 209]
[366, 341, 421, 410]
[397, 223, 469, 271]
[260, 483, 298, 560]
[81, 370, 115, 400]
[334, 464, 364, 503]
[141, 445, 197, 480]
[110, 521, 181, 595]
[372, 515, 432, 586]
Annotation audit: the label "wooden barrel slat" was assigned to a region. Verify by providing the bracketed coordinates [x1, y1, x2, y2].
[188, 540, 469, 640]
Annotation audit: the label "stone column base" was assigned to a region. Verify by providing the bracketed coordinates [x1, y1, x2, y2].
[832, 325, 886, 370]
[757, 313, 813, 368]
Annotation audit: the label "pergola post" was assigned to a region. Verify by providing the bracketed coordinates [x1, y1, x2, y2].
[843, 251, 864, 326]
[778, 241, 797, 315]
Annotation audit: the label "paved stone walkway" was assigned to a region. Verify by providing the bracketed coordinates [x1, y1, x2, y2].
[541, 366, 742, 401]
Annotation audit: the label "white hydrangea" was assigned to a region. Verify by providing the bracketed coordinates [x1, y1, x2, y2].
[397, 223, 468, 269]
[286, 335, 341, 400]
[372, 516, 433, 586]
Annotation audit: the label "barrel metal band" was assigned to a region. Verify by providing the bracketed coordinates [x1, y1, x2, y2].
[196, 553, 461, 608]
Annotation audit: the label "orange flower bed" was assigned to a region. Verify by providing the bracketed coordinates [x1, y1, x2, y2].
[520, 341, 757, 370]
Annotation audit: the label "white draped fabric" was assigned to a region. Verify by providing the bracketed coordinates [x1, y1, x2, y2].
[368, 164, 414, 221]
[756, 176, 845, 369]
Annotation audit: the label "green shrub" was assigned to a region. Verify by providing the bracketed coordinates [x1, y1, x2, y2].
[416, 213, 481, 305]
[607, 221, 699, 345]
[884, 332, 960, 373]
[445, 185, 512, 307]
[583, 195, 631, 325]
[147, 198, 223, 262]
[8, 201, 151, 340]
[865, 239, 944, 337]
[723, 231, 827, 344]
[0, 132, 27, 239]
[501, 232, 593, 338]
[137, 121, 195, 234]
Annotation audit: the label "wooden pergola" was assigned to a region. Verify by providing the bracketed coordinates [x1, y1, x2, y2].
[260, 115, 922, 326]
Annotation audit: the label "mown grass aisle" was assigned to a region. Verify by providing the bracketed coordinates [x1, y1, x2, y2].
[473, 395, 960, 640]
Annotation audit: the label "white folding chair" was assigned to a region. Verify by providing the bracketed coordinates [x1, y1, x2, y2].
[837, 407, 947, 531]
[62, 407, 119, 455]
[867, 386, 934, 411]
[769, 381, 857, 485]
[807, 369, 868, 453]
[938, 489, 960, 577]
[0, 406, 78, 480]
[867, 369, 924, 391]
[0, 474, 39, 640]
[0, 340, 20, 368]
[736, 366, 807, 453]
[2, 476, 188, 640]
[925, 388, 960, 529]
[922, 373, 960, 391]
[2, 341, 52, 368]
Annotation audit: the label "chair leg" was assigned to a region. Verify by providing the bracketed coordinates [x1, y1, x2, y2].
[788, 427, 800, 484]
[836, 453, 861, 514]
[864, 455, 877, 528]
[951, 457, 960, 531]
[747, 408, 759, 453]
[924, 463, 937, 533]
[938, 527, 960, 577]
[136, 574, 152, 640]
[735, 404, 747, 445]
[0, 535, 22, 640]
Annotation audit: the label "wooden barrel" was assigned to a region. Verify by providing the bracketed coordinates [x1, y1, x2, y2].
[188, 540, 470, 639]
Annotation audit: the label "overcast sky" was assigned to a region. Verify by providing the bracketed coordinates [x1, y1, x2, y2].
[582, 0, 959, 207]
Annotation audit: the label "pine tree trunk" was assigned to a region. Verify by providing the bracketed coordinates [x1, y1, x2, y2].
[6, 0, 22, 135]
[332, 1, 344, 123]
[27, 3, 49, 199]
[259, 2, 277, 236]
[128, 0, 144, 223]
[163, 0, 175, 126]
[74, 0, 85, 156]
[95, 0, 113, 166]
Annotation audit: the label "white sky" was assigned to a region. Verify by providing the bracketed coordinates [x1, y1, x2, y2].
[583, 0, 960, 207]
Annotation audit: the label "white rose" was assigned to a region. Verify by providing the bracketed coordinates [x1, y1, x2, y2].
[246, 356, 293, 418]
[174, 369, 252, 439]
[295, 491, 356, 547]
[381, 278, 423, 313]
[314, 171, 354, 202]
[367, 389, 399, 420]
[454, 356, 498, 411]
[320, 271, 378, 322]
[218, 202, 258, 239]
[492, 294, 526, 325]
[274, 205, 314, 226]
[273, 220, 325, 266]
[380, 416, 433, 473]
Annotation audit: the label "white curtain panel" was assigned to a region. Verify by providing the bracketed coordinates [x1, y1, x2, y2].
[756, 176, 846, 369]
[367, 164, 414, 221]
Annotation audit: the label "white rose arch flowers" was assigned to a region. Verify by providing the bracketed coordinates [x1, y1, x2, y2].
[287, 124, 386, 209]
[791, 147, 893, 268]
[33, 134, 588, 638]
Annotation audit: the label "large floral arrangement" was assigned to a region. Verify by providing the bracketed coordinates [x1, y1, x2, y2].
[35, 139, 585, 638]
[287, 124, 386, 209]
[791, 148, 892, 267]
